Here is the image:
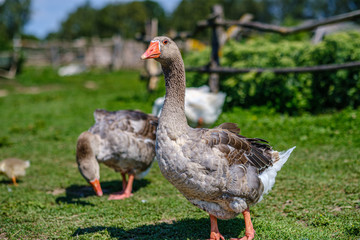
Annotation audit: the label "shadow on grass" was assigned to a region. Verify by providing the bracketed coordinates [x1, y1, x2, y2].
[72, 217, 244, 240]
[0, 179, 17, 185]
[56, 179, 150, 206]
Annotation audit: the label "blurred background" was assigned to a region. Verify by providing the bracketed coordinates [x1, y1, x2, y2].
[1, 0, 360, 114]
[1, 1, 360, 239]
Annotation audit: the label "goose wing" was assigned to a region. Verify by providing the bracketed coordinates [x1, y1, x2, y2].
[203, 122, 274, 171]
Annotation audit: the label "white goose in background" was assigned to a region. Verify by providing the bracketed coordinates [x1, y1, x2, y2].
[152, 85, 226, 128]
[76, 109, 158, 200]
[142, 36, 295, 240]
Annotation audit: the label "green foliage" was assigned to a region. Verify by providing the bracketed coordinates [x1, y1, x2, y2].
[0, 67, 359, 239]
[46, 0, 360, 41]
[171, 0, 218, 32]
[0, 23, 11, 51]
[96, 1, 147, 39]
[55, 0, 167, 40]
[0, 0, 31, 49]
[170, 0, 274, 39]
[58, 2, 97, 39]
[185, 31, 360, 114]
[169, 0, 360, 39]
[345, 221, 360, 236]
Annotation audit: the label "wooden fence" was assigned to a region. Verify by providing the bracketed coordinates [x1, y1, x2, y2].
[21, 36, 144, 70]
[0, 36, 147, 79]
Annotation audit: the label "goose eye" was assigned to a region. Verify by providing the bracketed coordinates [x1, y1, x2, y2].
[163, 40, 168, 45]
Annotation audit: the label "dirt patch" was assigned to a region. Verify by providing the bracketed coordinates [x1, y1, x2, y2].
[0, 90, 9, 97]
[84, 81, 98, 90]
[297, 220, 308, 227]
[0, 229, 8, 239]
[16, 85, 61, 94]
[47, 188, 66, 196]
[329, 205, 353, 212]
[154, 218, 177, 225]
[0, 80, 62, 96]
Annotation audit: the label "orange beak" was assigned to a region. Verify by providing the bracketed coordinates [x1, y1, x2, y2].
[141, 41, 161, 59]
[89, 179, 103, 196]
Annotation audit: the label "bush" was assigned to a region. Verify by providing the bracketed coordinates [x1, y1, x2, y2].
[184, 31, 360, 114]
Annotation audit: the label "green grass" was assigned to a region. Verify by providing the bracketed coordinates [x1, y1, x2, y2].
[0, 67, 359, 239]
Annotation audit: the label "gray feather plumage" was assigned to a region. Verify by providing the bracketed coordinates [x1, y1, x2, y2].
[86, 109, 157, 176]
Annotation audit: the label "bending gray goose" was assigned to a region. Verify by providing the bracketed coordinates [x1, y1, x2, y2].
[76, 109, 158, 200]
[141, 36, 295, 240]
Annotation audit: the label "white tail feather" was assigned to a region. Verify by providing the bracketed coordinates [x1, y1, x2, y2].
[258, 146, 296, 200]
[135, 161, 154, 180]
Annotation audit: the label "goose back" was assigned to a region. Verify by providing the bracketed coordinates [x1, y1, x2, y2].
[90, 109, 158, 174]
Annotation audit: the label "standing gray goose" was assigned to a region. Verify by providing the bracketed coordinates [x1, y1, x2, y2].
[141, 36, 295, 240]
[76, 109, 158, 200]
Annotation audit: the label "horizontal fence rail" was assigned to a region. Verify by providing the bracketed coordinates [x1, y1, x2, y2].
[186, 61, 360, 74]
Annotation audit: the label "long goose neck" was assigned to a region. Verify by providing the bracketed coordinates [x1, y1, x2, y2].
[159, 57, 188, 132]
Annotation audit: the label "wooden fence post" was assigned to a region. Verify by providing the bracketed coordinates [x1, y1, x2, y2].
[209, 5, 224, 93]
[111, 35, 123, 70]
[144, 18, 161, 91]
[50, 45, 60, 69]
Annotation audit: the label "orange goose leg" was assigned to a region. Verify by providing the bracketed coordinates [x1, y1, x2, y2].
[108, 173, 134, 200]
[209, 214, 225, 240]
[196, 117, 204, 128]
[12, 176, 18, 186]
[230, 208, 255, 240]
[120, 172, 127, 193]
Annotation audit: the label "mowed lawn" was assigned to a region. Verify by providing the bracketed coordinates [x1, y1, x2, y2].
[0, 67, 359, 239]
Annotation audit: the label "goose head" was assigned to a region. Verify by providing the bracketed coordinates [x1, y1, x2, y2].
[77, 158, 102, 196]
[141, 36, 181, 66]
[76, 132, 103, 196]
